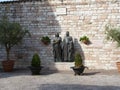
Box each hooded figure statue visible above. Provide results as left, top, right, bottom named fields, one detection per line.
left=53, top=33, right=62, bottom=62
left=62, top=31, right=74, bottom=62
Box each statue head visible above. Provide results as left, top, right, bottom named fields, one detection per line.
left=55, top=33, right=59, bottom=37
left=66, top=31, right=69, bottom=36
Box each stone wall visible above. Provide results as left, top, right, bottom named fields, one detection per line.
left=0, top=0, right=120, bottom=70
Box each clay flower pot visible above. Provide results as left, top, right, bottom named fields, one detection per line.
left=42, top=40, right=50, bottom=45
left=80, top=36, right=89, bottom=45
left=116, top=62, right=120, bottom=73
left=82, top=40, right=89, bottom=44
left=41, top=36, right=51, bottom=45
left=2, top=60, right=15, bottom=72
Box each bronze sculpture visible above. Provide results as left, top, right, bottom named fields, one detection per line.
left=53, top=33, right=62, bottom=62
left=53, top=31, right=74, bottom=62
left=62, top=31, right=74, bottom=62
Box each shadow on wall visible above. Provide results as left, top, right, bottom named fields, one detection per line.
left=30, top=0, right=62, bottom=70
left=0, top=0, right=86, bottom=71
left=38, top=84, right=120, bottom=90
left=74, top=38, right=85, bottom=64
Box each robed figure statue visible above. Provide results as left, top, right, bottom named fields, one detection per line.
left=53, top=33, right=62, bottom=62
left=62, top=31, right=74, bottom=62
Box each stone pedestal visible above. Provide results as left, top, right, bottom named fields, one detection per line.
left=49, top=62, right=74, bottom=71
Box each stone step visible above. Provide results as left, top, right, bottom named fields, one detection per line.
left=49, top=62, right=74, bottom=71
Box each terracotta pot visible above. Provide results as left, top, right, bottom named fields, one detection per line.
left=82, top=40, right=89, bottom=44
left=116, top=62, right=120, bottom=73
left=2, top=60, right=15, bottom=72
left=42, top=40, right=50, bottom=45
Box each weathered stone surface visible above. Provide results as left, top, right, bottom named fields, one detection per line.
left=56, top=7, right=67, bottom=15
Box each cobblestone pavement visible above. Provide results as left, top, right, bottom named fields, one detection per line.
left=0, top=69, right=120, bottom=90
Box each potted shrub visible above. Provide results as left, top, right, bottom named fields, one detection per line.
left=41, top=36, right=51, bottom=45
left=0, top=16, right=30, bottom=72
left=105, top=24, right=120, bottom=72
left=71, top=53, right=86, bottom=75
left=29, top=53, right=43, bottom=75
left=80, top=36, right=89, bottom=44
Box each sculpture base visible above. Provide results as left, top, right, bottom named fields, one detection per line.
left=50, top=62, right=74, bottom=71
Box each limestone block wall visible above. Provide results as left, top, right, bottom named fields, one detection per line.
left=0, top=0, right=120, bottom=70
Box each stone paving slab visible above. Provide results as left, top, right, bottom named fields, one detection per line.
left=0, top=69, right=120, bottom=90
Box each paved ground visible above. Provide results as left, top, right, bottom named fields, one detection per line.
left=0, top=69, right=120, bottom=90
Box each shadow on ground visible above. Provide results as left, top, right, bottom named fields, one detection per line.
left=0, top=68, right=58, bottom=78
left=0, top=69, right=99, bottom=78
left=83, top=72, right=100, bottom=76
left=38, top=84, right=120, bottom=90
left=0, top=68, right=119, bottom=78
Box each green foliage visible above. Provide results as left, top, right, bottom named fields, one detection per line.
left=31, top=53, right=41, bottom=67
left=0, top=16, right=30, bottom=60
left=74, top=53, right=83, bottom=68
left=80, top=36, right=89, bottom=41
left=41, top=36, right=51, bottom=44
left=105, top=24, right=120, bottom=47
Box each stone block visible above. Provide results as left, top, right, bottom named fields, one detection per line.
left=56, top=7, right=67, bottom=15
left=49, top=62, right=74, bottom=71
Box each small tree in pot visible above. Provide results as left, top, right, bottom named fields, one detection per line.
left=71, top=53, right=86, bottom=75
left=29, top=53, right=43, bottom=75
left=80, top=36, right=89, bottom=44
left=0, top=16, right=30, bottom=72
left=105, top=24, right=120, bottom=73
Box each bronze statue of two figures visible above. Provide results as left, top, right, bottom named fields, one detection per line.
left=53, top=31, right=74, bottom=62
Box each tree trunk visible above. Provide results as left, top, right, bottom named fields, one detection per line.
left=5, top=47, right=10, bottom=61
left=5, top=43, right=11, bottom=61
